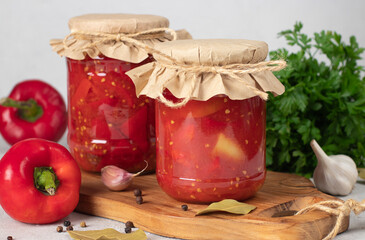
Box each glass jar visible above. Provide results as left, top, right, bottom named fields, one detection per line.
left=50, top=13, right=187, bottom=172
left=126, top=39, right=285, bottom=203
left=67, top=55, right=155, bottom=172
left=156, top=92, right=266, bottom=203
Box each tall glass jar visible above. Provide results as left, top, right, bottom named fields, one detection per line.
left=51, top=13, right=178, bottom=172
left=127, top=39, right=286, bottom=203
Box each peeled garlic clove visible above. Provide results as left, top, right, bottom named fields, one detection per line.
left=311, top=139, right=358, bottom=196
left=101, top=165, right=134, bottom=191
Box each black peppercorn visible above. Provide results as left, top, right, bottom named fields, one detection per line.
left=125, top=226, right=132, bottom=233
left=181, top=204, right=188, bottom=211
left=64, top=220, right=71, bottom=227
left=66, top=226, right=74, bottom=231
left=7, top=236, right=13, bottom=240
left=56, top=226, right=63, bottom=232
left=125, top=221, right=135, bottom=228
left=136, top=195, right=143, bottom=204
left=134, top=188, right=142, bottom=197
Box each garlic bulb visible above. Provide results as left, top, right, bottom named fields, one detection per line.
left=311, top=139, right=358, bottom=196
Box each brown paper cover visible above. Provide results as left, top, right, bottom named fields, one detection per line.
left=127, top=39, right=285, bottom=102
left=50, top=14, right=191, bottom=63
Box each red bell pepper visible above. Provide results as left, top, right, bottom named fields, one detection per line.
left=0, top=138, right=81, bottom=224
left=0, top=79, right=67, bottom=145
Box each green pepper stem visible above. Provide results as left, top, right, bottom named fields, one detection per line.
left=34, top=167, right=60, bottom=196
left=0, top=97, right=43, bottom=122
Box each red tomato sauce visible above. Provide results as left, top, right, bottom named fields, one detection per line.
left=67, top=55, right=155, bottom=172
left=156, top=93, right=266, bottom=203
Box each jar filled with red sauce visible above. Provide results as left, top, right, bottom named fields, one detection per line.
left=128, top=39, right=285, bottom=203
left=157, top=92, right=266, bottom=202
left=51, top=14, right=176, bottom=172
left=66, top=55, right=155, bottom=172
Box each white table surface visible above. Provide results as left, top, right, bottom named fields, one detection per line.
left=0, top=134, right=364, bottom=240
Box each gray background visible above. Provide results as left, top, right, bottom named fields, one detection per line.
left=1, top=0, right=364, bottom=98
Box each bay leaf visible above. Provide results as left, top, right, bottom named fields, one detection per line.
left=68, top=228, right=147, bottom=240
left=195, top=199, right=256, bottom=216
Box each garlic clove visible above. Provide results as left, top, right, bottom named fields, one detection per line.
left=101, top=161, right=149, bottom=191
left=311, top=139, right=358, bottom=196
left=101, top=165, right=134, bottom=191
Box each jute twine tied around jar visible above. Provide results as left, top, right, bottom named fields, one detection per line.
left=295, top=199, right=365, bottom=240
left=153, top=59, right=286, bottom=108
left=62, top=27, right=178, bottom=51
left=51, top=16, right=192, bottom=63
left=63, top=31, right=287, bottom=108
left=123, top=40, right=287, bottom=108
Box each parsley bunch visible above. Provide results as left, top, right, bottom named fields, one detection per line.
left=267, top=22, right=365, bottom=177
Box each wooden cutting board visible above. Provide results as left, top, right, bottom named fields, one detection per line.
left=76, top=171, right=348, bottom=240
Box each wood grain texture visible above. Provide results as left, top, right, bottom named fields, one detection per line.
left=76, top=171, right=348, bottom=240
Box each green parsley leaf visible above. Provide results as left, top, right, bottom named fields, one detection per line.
left=267, top=22, right=365, bottom=176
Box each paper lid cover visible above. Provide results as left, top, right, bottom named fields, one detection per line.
left=68, top=14, right=169, bottom=34
left=50, top=14, right=191, bottom=63
left=127, top=39, right=286, bottom=106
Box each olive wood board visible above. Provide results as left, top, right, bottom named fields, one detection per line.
left=76, top=171, right=348, bottom=240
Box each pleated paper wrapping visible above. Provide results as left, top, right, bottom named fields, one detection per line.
left=50, top=13, right=191, bottom=63
left=127, top=39, right=285, bottom=104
